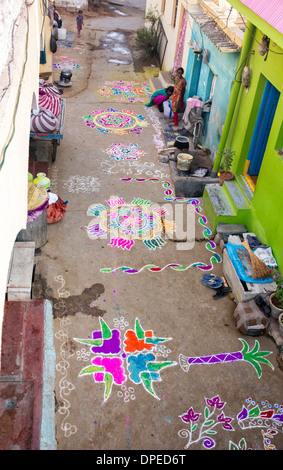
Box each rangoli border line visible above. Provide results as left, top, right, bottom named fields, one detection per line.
left=54, top=275, right=77, bottom=438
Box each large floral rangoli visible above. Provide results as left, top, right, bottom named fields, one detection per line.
left=83, top=108, right=148, bottom=135
left=74, top=317, right=176, bottom=402
left=97, top=80, right=152, bottom=103
left=85, top=197, right=174, bottom=251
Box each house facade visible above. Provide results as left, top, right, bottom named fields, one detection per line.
left=0, top=0, right=54, bottom=352
left=146, top=0, right=244, bottom=158
left=203, top=0, right=283, bottom=272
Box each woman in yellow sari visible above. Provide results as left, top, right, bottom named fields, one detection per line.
left=171, top=67, right=186, bottom=126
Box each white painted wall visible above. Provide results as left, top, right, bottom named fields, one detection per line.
left=0, top=0, right=24, bottom=74
left=0, top=0, right=41, bottom=354
left=55, top=0, right=88, bottom=8
left=145, top=0, right=195, bottom=73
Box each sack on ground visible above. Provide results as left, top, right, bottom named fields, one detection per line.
left=39, top=79, right=61, bottom=116
left=163, top=100, right=173, bottom=118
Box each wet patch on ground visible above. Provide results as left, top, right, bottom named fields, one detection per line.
left=32, top=273, right=106, bottom=318
left=53, top=283, right=106, bottom=319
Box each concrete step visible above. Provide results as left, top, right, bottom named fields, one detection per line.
left=203, top=184, right=237, bottom=232
left=235, top=174, right=254, bottom=202
left=6, top=242, right=35, bottom=301
left=149, top=76, right=162, bottom=92
left=159, top=71, right=174, bottom=88
left=205, top=185, right=237, bottom=216
left=203, top=177, right=253, bottom=232
left=149, top=71, right=174, bottom=92
left=222, top=180, right=251, bottom=211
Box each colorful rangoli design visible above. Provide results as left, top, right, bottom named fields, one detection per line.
left=97, top=80, right=152, bottom=103
left=57, top=41, right=84, bottom=51
left=179, top=338, right=274, bottom=378
left=237, top=398, right=283, bottom=433
left=85, top=197, right=174, bottom=251
left=74, top=317, right=176, bottom=402
left=99, top=199, right=222, bottom=274
left=178, top=395, right=234, bottom=449
left=104, top=143, right=145, bottom=161
left=83, top=108, right=148, bottom=135
left=53, top=61, right=82, bottom=70
left=178, top=395, right=283, bottom=450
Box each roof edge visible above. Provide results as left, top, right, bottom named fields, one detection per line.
left=227, top=0, right=283, bottom=49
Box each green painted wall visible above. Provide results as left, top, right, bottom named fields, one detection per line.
left=224, top=26, right=283, bottom=271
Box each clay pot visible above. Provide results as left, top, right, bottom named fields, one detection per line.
left=269, top=293, right=283, bottom=319
left=278, top=312, right=283, bottom=337
left=218, top=170, right=234, bottom=186
left=174, top=136, right=189, bottom=150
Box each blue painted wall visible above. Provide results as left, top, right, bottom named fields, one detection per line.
left=184, top=21, right=240, bottom=159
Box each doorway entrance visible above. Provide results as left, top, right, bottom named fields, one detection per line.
left=244, top=79, right=280, bottom=188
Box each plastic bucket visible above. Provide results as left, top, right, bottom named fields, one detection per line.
left=177, top=153, right=193, bottom=171
left=58, top=28, right=67, bottom=40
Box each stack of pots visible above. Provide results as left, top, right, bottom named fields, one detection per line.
left=174, top=136, right=193, bottom=172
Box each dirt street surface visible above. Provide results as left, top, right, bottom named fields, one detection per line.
left=33, top=1, right=283, bottom=452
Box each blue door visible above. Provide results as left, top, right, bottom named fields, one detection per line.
left=247, top=80, right=279, bottom=175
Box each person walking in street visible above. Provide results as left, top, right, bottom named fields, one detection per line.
left=171, top=67, right=187, bottom=127
left=76, top=10, right=84, bottom=38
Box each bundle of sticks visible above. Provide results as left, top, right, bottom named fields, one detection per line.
left=241, top=240, right=270, bottom=279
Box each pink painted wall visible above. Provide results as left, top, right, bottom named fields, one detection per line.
left=236, top=0, right=283, bottom=33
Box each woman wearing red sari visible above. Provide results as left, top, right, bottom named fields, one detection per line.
left=171, top=67, right=186, bottom=126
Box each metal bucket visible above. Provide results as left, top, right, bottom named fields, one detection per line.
left=174, top=136, right=189, bottom=150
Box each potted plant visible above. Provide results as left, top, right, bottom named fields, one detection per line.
left=279, top=312, right=283, bottom=337
left=218, top=147, right=235, bottom=186
left=269, top=269, right=283, bottom=319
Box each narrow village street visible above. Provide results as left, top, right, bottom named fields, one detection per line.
left=33, top=1, right=283, bottom=451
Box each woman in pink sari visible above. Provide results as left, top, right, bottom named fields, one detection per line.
left=171, top=67, right=186, bottom=126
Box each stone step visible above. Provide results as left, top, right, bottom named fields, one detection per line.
left=6, top=242, right=35, bottom=301
left=149, top=71, right=174, bottom=92
left=159, top=71, right=174, bottom=88
left=205, top=185, right=237, bottom=216
left=149, top=76, right=162, bottom=92
left=203, top=185, right=237, bottom=232
left=235, top=174, right=254, bottom=202
left=222, top=179, right=251, bottom=210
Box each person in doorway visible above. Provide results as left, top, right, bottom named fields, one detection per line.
left=171, top=67, right=187, bottom=126
left=145, top=86, right=174, bottom=111
left=76, top=10, right=84, bottom=38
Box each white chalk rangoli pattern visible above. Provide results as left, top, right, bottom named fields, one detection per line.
left=54, top=275, right=77, bottom=438
left=100, top=159, right=170, bottom=180
left=63, top=175, right=101, bottom=193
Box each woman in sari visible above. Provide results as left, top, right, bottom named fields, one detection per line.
left=145, top=86, right=174, bottom=110
left=171, top=67, right=186, bottom=126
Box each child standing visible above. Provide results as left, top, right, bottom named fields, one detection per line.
left=76, top=10, right=84, bottom=38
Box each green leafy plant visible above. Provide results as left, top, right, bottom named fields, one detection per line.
left=221, top=147, right=235, bottom=172
left=270, top=268, right=283, bottom=308
left=133, top=8, right=161, bottom=59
